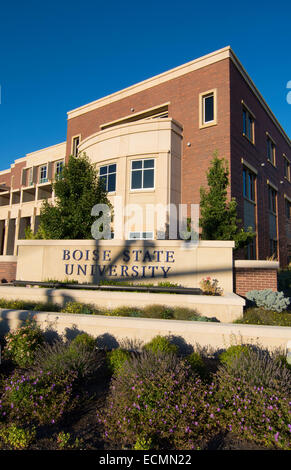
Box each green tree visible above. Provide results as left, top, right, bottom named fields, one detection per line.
left=199, top=153, right=255, bottom=249
left=30, top=153, right=112, bottom=239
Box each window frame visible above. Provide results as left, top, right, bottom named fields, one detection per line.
left=242, top=102, right=255, bottom=144
left=243, top=166, right=256, bottom=203
left=128, top=231, right=154, bottom=240
left=283, top=155, right=290, bottom=182
left=55, top=160, right=64, bottom=178
left=39, top=164, right=48, bottom=184
left=71, top=135, right=81, bottom=157
left=199, top=89, right=217, bottom=129
left=130, top=158, right=155, bottom=191
left=99, top=163, right=117, bottom=193
left=268, top=185, right=277, bottom=215
left=266, top=133, right=276, bottom=166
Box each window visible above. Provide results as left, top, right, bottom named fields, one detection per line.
left=284, top=156, right=290, bottom=181
left=267, top=136, right=276, bottom=165
left=131, top=159, right=155, bottom=190
left=128, top=231, right=153, bottom=240
left=39, top=165, right=48, bottom=184
left=72, top=136, right=80, bottom=157
left=99, top=164, right=116, bottom=192
left=269, top=239, right=278, bottom=258
left=268, top=186, right=277, bottom=214
left=243, top=167, right=256, bottom=202
left=285, top=199, right=291, bottom=219
left=27, top=168, right=33, bottom=186
left=242, top=107, right=255, bottom=143
left=55, top=160, right=64, bottom=177
left=199, top=89, right=217, bottom=128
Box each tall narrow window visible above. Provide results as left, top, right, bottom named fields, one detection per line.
left=242, top=106, right=255, bottom=143
left=72, top=136, right=80, bottom=157
left=284, top=156, right=290, bottom=181
left=199, top=89, right=217, bottom=128
left=39, top=165, right=48, bottom=184
left=99, top=164, right=116, bottom=192
left=55, top=160, right=64, bottom=178
left=243, top=165, right=257, bottom=259
left=267, top=136, right=276, bottom=166
left=131, top=159, right=155, bottom=190
left=268, top=184, right=278, bottom=258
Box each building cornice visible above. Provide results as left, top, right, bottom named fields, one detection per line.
left=67, top=46, right=291, bottom=148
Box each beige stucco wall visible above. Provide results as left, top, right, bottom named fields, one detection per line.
left=16, top=239, right=235, bottom=293
left=78, top=119, right=183, bottom=238
left=0, top=308, right=289, bottom=352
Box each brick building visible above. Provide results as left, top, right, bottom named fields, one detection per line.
left=0, top=45, right=290, bottom=282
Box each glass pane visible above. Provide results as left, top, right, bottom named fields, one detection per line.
left=108, top=164, right=116, bottom=173
left=243, top=110, right=247, bottom=134
left=143, top=169, right=154, bottom=188
left=108, top=173, right=116, bottom=192
left=130, top=232, right=140, bottom=239
left=131, top=170, right=142, bottom=189
left=99, top=166, right=107, bottom=175
left=132, top=160, right=142, bottom=170
left=144, top=159, right=154, bottom=169
left=204, top=95, right=214, bottom=122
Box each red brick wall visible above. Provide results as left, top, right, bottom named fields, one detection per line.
left=234, top=267, right=278, bottom=297
left=0, top=262, right=17, bottom=283
left=66, top=55, right=291, bottom=266
left=66, top=58, right=232, bottom=209
left=229, top=61, right=291, bottom=266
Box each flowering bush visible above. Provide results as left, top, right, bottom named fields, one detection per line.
left=97, top=351, right=219, bottom=450
left=199, top=277, right=223, bottom=296
left=0, top=369, right=78, bottom=426
left=218, top=346, right=291, bottom=397
left=3, top=321, right=44, bottom=368
left=212, top=369, right=291, bottom=449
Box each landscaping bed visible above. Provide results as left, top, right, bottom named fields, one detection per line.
left=0, top=323, right=290, bottom=451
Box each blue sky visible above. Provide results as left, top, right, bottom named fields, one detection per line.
left=0, top=0, right=290, bottom=171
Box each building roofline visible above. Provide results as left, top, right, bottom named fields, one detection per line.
left=67, top=46, right=231, bottom=119
left=67, top=46, right=290, bottom=147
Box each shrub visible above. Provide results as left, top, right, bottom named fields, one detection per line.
left=3, top=321, right=44, bottom=368
left=219, top=344, right=251, bottom=369
left=200, top=277, right=223, bottom=296
left=56, top=431, right=83, bottom=450
left=134, top=436, right=153, bottom=450
left=185, top=351, right=208, bottom=379
left=0, top=424, right=36, bottom=450
left=172, top=307, right=199, bottom=321
left=218, top=346, right=291, bottom=396
left=235, top=307, right=291, bottom=327
left=105, top=348, right=131, bottom=375
left=246, top=289, right=290, bottom=313
left=213, top=369, right=291, bottom=449
left=31, top=337, right=102, bottom=380
left=142, top=305, right=174, bottom=320
left=98, top=350, right=218, bottom=450
left=104, top=306, right=142, bottom=317
left=61, top=301, right=95, bottom=315
left=70, top=333, right=96, bottom=351
left=143, top=335, right=179, bottom=355
left=0, top=369, right=77, bottom=426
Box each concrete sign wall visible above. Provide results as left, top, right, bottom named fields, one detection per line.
left=16, top=239, right=235, bottom=293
